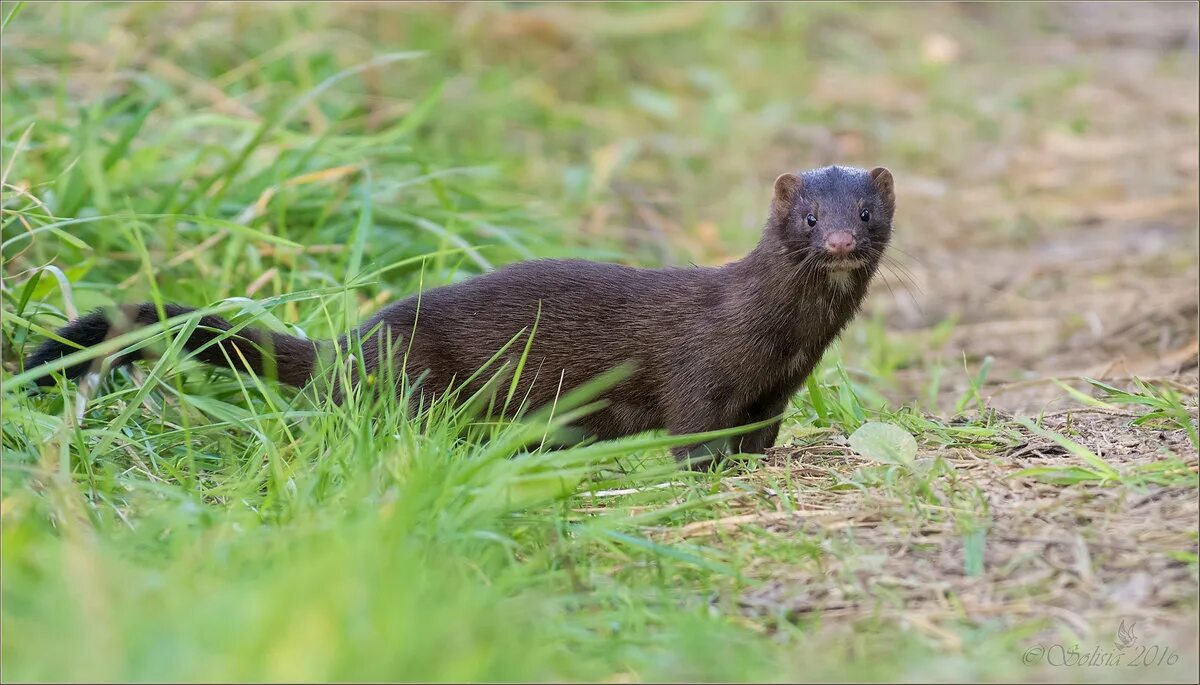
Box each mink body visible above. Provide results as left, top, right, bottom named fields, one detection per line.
left=25, top=165, right=896, bottom=467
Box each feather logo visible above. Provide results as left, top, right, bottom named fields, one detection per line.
left=1115, top=619, right=1138, bottom=648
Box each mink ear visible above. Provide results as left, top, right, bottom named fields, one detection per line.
left=869, top=167, right=895, bottom=210
left=772, top=173, right=802, bottom=218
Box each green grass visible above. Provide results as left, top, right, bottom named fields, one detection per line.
left=2, top=3, right=1197, bottom=683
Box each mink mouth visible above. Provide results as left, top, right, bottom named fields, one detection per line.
left=823, top=256, right=866, bottom=272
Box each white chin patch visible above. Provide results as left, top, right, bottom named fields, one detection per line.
left=827, top=269, right=853, bottom=291
left=825, top=258, right=863, bottom=291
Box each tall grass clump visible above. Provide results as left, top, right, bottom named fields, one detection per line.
left=0, top=6, right=805, bottom=679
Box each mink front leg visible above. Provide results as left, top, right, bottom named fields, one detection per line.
left=732, top=393, right=790, bottom=456
left=665, top=387, right=745, bottom=470
left=667, top=390, right=791, bottom=469
left=669, top=433, right=731, bottom=470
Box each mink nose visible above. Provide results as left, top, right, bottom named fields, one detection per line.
left=824, top=232, right=856, bottom=256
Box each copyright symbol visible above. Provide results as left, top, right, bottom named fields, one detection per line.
left=1022, top=646, right=1044, bottom=665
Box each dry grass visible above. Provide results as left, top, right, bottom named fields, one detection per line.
left=615, top=405, right=1199, bottom=678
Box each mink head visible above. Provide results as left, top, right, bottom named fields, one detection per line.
left=768, top=165, right=895, bottom=273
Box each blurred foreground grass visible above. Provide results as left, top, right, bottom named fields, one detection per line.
left=2, top=2, right=1197, bottom=682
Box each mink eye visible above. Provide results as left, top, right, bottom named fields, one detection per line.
left=860, top=209, right=871, bottom=222
left=805, top=213, right=817, bottom=227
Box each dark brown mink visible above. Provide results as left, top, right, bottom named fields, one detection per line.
left=23, top=165, right=896, bottom=468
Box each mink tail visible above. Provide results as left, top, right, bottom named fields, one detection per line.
left=22, top=302, right=320, bottom=388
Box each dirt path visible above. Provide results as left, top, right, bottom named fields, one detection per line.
left=866, top=3, right=1198, bottom=413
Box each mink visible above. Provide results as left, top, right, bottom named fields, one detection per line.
left=23, top=165, right=896, bottom=468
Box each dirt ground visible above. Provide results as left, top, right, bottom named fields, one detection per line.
left=747, top=412, right=1197, bottom=643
